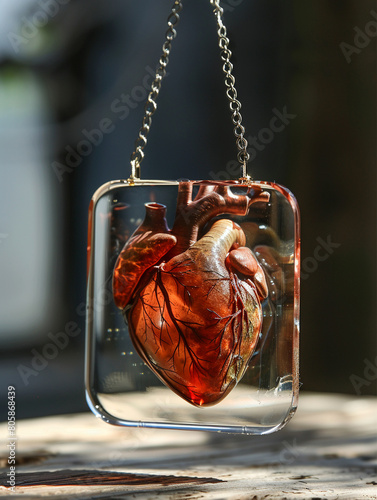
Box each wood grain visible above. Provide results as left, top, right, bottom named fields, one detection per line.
left=0, top=393, right=376, bottom=499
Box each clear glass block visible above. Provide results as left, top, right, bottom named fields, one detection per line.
left=85, top=179, right=300, bottom=434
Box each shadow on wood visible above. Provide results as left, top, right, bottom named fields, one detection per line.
left=3, top=469, right=223, bottom=488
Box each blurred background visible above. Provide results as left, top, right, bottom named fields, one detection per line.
left=0, top=0, right=375, bottom=420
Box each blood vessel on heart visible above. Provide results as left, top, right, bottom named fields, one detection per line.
left=113, top=181, right=269, bottom=407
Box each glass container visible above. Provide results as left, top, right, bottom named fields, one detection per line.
left=85, top=179, right=300, bottom=434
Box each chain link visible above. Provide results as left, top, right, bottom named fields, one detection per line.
left=129, top=0, right=183, bottom=180
left=129, top=0, right=249, bottom=181
left=210, top=0, right=250, bottom=178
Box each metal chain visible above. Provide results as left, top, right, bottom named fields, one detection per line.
left=210, top=0, right=250, bottom=179
left=129, top=0, right=249, bottom=181
left=129, top=0, right=183, bottom=181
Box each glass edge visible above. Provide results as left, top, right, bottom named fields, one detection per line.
left=256, top=180, right=301, bottom=411
left=84, top=384, right=293, bottom=435
left=89, top=179, right=181, bottom=206
left=84, top=178, right=301, bottom=434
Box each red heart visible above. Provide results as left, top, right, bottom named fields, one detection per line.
left=113, top=182, right=269, bottom=407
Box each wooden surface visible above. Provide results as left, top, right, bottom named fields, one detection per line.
left=0, top=393, right=376, bottom=499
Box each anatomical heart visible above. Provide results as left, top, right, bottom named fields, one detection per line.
left=113, top=181, right=270, bottom=407
left=85, top=179, right=300, bottom=432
